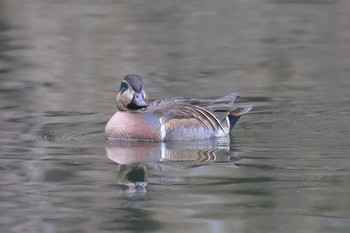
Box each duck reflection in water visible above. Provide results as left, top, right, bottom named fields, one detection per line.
left=105, top=137, right=240, bottom=193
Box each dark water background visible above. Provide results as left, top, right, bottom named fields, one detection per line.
left=1, top=0, right=350, bottom=232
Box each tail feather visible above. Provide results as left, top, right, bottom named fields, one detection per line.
left=228, top=105, right=253, bottom=130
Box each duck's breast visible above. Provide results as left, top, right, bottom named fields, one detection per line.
left=105, top=112, right=162, bottom=141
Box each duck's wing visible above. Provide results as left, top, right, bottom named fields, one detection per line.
left=147, top=97, right=208, bottom=111
left=209, top=92, right=240, bottom=105
left=147, top=92, right=239, bottom=111
left=202, top=92, right=241, bottom=122
left=149, top=101, right=226, bottom=133
left=147, top=92, right=251, bottom=129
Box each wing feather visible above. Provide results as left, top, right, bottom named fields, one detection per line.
left=148, top=92, right=243, bottom=133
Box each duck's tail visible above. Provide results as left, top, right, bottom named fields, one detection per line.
left=228, top=105, right=253, bottom=131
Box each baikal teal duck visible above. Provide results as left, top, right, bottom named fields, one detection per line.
left=105, top=74, right=252, bottom=141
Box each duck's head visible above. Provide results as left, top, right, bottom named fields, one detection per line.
left=116, top=74, right=149, bottom=111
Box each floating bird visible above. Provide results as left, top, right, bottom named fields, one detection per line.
left=105, top=74, right=252, bottom=141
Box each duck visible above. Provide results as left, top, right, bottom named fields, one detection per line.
left=105, top=74, right=252, bottom=141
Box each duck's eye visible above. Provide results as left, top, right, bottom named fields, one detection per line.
left=119, top=81, right=129, bottom=92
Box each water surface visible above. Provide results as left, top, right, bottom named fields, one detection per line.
left=1, top=0, right=350, bottom=232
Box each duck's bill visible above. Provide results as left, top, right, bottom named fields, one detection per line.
left=127, top=92, right=149, bottom=110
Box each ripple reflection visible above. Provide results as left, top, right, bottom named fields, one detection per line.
left=105, top=137, right=241, bottom=193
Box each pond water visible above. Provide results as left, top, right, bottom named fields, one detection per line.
left=1, top=0, right=350, bottom=232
